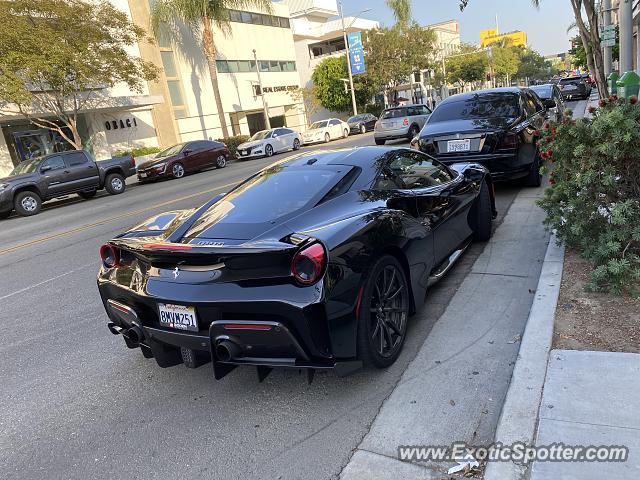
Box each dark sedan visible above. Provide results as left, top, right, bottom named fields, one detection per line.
left=347, top=113, right=378, bottom=134
left=417, top=87, right=545, bottom=187
left=137, top=140, right=229, bottom=182
left=97, top=147, right=495, bottom=381
left=557, top=76, right=590, bottom=100
left=530, top=83, right=565, bottom=122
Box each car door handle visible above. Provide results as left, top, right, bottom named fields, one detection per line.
left=64, top=170, right=70, bottom=174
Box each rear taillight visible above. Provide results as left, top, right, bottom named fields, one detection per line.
left=403, top=118, right=409, bottom=126
left=291, top=243, right=326, bottom=285
left=499, top=133, right=518, bottom=149
left=100, top=243, right=120, bottom=268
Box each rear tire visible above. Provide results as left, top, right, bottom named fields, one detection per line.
left=215, top=155, right=227, bottom=169
left=375, top=138, right=386, bottom=145
left=472, top=181, right=493, bottom=242
left=343, top=128, right=349, bottom=138
left=14, top=191, right=42, bottom=216
left=524, top=156, right=542, bottom=187
left=78, top=190, right=97, bottom=200
left=105, top=173, right=126, bottom=194
left=357, top=255, right=410, bottom=368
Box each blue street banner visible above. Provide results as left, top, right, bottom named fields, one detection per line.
left=348, top=31, right=366, bottom=75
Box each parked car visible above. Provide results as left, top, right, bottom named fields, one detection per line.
left=557, top=76, right=590, bottom=100
left=374, top=104, right=432, bottom=145
left=301, top=118, right=350, bottom=144
left=530, top=83, right=565, bottom=122
left=97, top=147, right=495, bottom=380
left=347, top=113, right=378, bottom=134
left=417, top=87, right=545, bottom=187
left=0, top=150, right=135, bottom=218
left=137, top=140, right=229, bottom=182
left=236, top=128, right=301, bottom=159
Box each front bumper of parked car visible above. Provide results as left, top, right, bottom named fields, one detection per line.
left=236, top=145, right=265, bottom=159
left=137, top=163, right=169, bottom=180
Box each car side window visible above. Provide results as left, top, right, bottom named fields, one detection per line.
left=407, top=106, right=419, bottom=117
left=329, top=119, right=340, bottom=126
left=41, top=156, right=65, bottom=171
left=419, top=105, right=431, bottom=115
left=375, top=151, right=454, bottom=190
left=274, top=128, right=287, bottom=136
left=65, top=152, right=88, bottom=166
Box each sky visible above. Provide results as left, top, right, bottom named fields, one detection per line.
left=339, top=0, right=575, bottom=56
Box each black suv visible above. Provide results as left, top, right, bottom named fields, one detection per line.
left=0, top=150, right=136, bottom=218
left=558, top=76, right=590, bottom=100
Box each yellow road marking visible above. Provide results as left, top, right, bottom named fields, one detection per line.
left=0, top=182, right=235, bottom=256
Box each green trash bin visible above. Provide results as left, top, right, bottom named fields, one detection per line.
left=616, top=71, right=640, bottom=99
left=608, top=72, right=619, bottom=95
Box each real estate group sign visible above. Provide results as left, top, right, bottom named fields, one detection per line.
left=348, top=32, right=366, bottom=75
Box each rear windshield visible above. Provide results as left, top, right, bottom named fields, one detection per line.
left=194, top=166, right=346, bottom=224
left=559, top=77, right=582, bottom=85
left=382, top=108, right=407, bottom=119
left=429, top=93, right=521, bottom=122
left=531, top=86, right=552, bottom=99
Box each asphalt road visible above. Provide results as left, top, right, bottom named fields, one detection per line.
left=0, top=115, right=575, bottom=480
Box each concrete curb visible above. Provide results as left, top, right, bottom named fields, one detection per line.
left=483, top=234, right=564, bottom=480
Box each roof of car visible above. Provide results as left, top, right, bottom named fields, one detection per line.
left=441, top=87, right=523, bottom=104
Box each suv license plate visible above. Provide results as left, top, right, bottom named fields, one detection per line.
left=447, top=139, right=471, bottom=152
left=158, top=303, right=198, bottom=332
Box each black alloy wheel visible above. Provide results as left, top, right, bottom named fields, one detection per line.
left=357, top=255, right=410, bottom=368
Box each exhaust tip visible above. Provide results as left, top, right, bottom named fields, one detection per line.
left=127, top=325, right=144, bottom=345
left=215, top=340, right=241, bottom=362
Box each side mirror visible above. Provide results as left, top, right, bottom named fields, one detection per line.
left=183, top=149, right=192, bottom=156
left=41, top=165, right=52, bottom=173
left=544, top=99, right=557, bottom=109
left=272, top=133, right=278, bottom=138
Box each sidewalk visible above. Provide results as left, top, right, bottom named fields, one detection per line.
left=486, top=93, right=640, bottom=479
left=340, top=182, right=552, bottom=478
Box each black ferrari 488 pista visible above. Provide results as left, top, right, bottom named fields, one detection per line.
left=97, top=147, right=495, bottom=382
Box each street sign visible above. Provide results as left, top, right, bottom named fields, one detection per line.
left=600, top=24, right=616, bottom=40
left=602, top=38, right=616, bottom=47
left=348, top=31, right=366, bottom=75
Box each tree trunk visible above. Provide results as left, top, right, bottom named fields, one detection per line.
left=583, top=0, right=608, bottom=97
left=571, top=0, right=608, bottom=98
left=202, top=15, right=230, bottom=139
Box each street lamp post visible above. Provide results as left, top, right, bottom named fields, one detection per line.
left=253, top=49, right=271, bottom=130
left=339, top=1, right=358, bottom=117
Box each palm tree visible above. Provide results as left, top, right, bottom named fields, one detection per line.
left=385, top=0, right=411, bottom=27
left=151, top=0, right=273, bottom=139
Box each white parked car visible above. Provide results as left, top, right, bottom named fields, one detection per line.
left=301, top=118, right=350, bottom=144
left=236, top=128, right=301, bottom=159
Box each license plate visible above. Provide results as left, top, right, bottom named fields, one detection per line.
left=139, top=172, right=147, bottom=178
left=447, top=139, right=471, bottom=152
left=158, top=303, right=198, bottom=332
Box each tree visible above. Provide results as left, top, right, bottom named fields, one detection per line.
left=311, top=56, right=373, bottom=113
left=0, top=0, right=158, bottom=150
left=445, top=44, right=488, bottom=89
left=517, top=48, right=557, bottom=81
left=385, top=0, right=411, bottom=28
left=363, top=25, right=437, bottom=104
left=490, top=44, right=521, bottom=85
left=151, top=0, right=273, bottom=139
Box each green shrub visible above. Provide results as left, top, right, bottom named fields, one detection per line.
left=218, top=135, right=250, bottom=158
left=114, top=146, right=161, bottom=157
left=537, top=95, right=640, bottom=295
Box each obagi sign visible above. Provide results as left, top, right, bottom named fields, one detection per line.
left=348, top=31, right=366, bottom=75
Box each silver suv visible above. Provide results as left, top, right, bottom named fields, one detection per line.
left=374, top=104, right=432, bottom=145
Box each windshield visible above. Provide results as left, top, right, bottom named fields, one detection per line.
left=348, top=115, right=366, bottom=123
left=156, top=144, right=184, bottom=157
left=382, top=108, right=407, bottom=119
left=9, top=158, right=42, bottom=176
left=429, top=93, right=521, bottom=122
left=309, top=121, right=328, bottom=129
left=249, top=130, right=273, bottom=141
left=531, top=86, right=552, bottom=99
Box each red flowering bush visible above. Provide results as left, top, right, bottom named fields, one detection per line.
left=537, top=101, right=640, bottom=295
